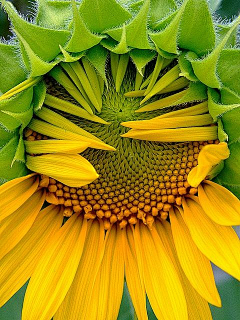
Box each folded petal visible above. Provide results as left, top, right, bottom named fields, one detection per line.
left=26, top=153, right=99, bottom=187
left=0, top=205, right=62, bottom=307
left=188, top=142, right=230, bottom=187
left=124, top=226, right=148, bottom=320
left=22, top=214, right=88, bottom=320
left=198, top=180, right=240, bottom=226
left=0, top=189, right=46, bottom=259
left=54, top=220, right=105, bottom=320
left=170, top=207, right=221, bottom=306
left=182, top=196, right=240, bottom=280
left=134, top=223, right=188, bottom=320
left=0, top=174, right=38, bottom=221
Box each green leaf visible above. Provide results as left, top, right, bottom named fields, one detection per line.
left=176, top=81, right=207, bottom=104
left=65, top=0, right=103, bottom=52
left=117, top=283, right=135, bottom=320
left=36, top=0, right=72, bottom=29
left=0, top=43, right=27, bottom=94
left=79, top=0, right=131, bottom=33
left=189, top=15, right=240, bottom=89
left=107, top=0, right=151, bottom=49
left=0, top=127, right=16, bottom=148
left=0, top=134, right=28, bottom=183
left=178, top=0, right=215, bottom=56
left=217, top=49, right=240, bottom=96
left=148, top=0, right=177, bottom=28
left=4, top=1, right=71, bottom=61
left=130, top=49, right=156, bottom=74
left=86, top=45, right=108, bottom=82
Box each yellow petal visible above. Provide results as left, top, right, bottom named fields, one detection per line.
left=134, top=223, right=188, bottom=320
left=182, top=196, right=240, bottom=280
left=54, top=220, right=105, bottom=320
left=0, top=189, right=46, bottom=260
left=122, top=126, right=217, bottom=142
left=155, top=220, right=213, bottom=320
left=29, top=119, right=115, bottom=151
left=0, top=205, right=62, bottom=307
left=0, top=174, right=38, bottom=221
left=22, top=214, right=87, bottom=320
left=188, top=142, right=230, bottom=187
left=122, top=114, right=213, bottom=130
left=26, top=153, right=98, bottom=187
left=25, top=139, right=90, bottom=154
left=87, top=226, right=125, bottom=320
left=198, top=180, right=240, bottom=226
left=169, top=207, right=221, bottom=306
left=124, top=226, right=148, bottom=320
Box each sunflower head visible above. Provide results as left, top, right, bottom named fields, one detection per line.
left=0, top=0, right=240, bottom=319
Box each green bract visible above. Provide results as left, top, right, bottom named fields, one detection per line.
left=0, top=0, right=239, bottom=196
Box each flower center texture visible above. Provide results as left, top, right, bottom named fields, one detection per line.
left=25, top=58, right=218, bottom=229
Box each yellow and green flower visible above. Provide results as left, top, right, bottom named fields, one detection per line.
left=0, top=0, right=240, bottom=319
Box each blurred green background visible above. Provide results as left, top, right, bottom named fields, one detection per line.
left=0, top=0, right=240, bottom=319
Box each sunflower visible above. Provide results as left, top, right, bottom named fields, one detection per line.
left=0, top=0, right=240, bottom=319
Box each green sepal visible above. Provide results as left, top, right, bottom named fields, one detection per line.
left=208, top=88, right=240, bottom=121
left=0, top=42, right=27, bottom=94
left=32, top=80, right=46, bottom=113
left=4, top=1, right=71, bottom=62
left=217, top=118, right=228, bottom=142
left=86, top=45, right=108, bottom=83
left=15, top=30, right=59, bottom=77
left=215, top=142, right=240, bottom=198
left=0, top=127, right=16, bottom=148
left=176, top=81, right=207, bottom=104
left=216, top=24, right=238, bottom=47
left=65, top=0, right=103, bottom=53
left=189, top=16, right=240, bottom=89
left=221, top=87, right=240, bottom=105
left=178, top=51, right=198, bottom=81
left=0, top=134, right=28, bottom=184
left=59, top=46, right=85, bottom=63
left=36, top=0, right=72, bottom=29
left=178, top=0, right=215, bottom=56
left=12, top=134, right=25, bottom=164
left=216, top=106, right=240, bottom=197
left=150, top=2, right=187, bottom=54
left=79, top=0, right=131, bottom=33
left=102, top=25, right=129, bottom=54
left=153, top=11, right=177, bottom=30
left=222, top=106, right=240, bottom=144
left=156, top=47, right=177, bottom=59
left=148, top=0, right=177, bottom=28
left=107, top=0, right=151, bottom=50
left=130, top=49, right=156, bottom=75
left=0, top=88, right=33, bottom=131
left=217, top=49, right=240, bottom=96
